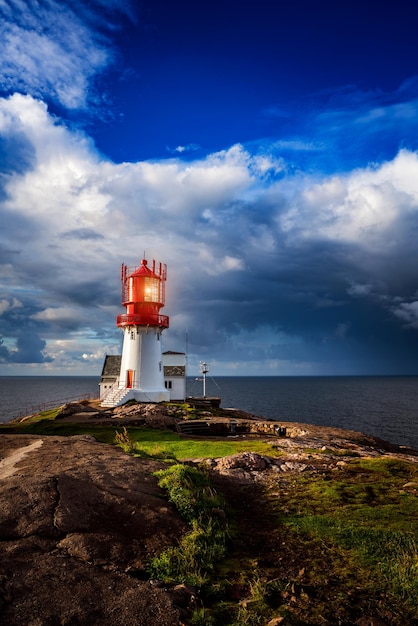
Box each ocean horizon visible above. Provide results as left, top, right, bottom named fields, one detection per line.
left=1, top=375, right=418, bottom=451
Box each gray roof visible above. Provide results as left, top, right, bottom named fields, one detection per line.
left=100, top=354, right=121, bottom=379
left=163, top=350, right=186, bottom=355
left=164, top=365, right=186, bottom=377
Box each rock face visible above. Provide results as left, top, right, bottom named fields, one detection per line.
left=0, top=434, right=187, bottom=625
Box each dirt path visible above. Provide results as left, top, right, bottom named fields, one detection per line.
left=0, top=438, right=44, bottom=479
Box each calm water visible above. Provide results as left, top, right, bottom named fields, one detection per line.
left=0, top=377, right=100, bottom=423
left=1, top=375, right=418, bottom=450
left=191, top=375, right=418, bottom=450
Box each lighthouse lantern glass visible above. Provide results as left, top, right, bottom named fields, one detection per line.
left=144, top=277, right=160, bottom=302
left=127, top=276, right=140, bottom=302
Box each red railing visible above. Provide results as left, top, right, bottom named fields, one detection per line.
left=116, top=313, right=169, bottom=328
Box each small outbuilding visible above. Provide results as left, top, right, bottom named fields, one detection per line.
left=163, top=350, right=186, bottom=401
left=99, top=351, right=186, bottom=403
left=99, top=355, right=121, bottom=401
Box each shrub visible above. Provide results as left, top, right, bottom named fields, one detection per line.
left=114, top=427, right=136, bottom=453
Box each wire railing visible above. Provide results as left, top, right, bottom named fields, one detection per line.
left=13, top=392, right=98, bottom=419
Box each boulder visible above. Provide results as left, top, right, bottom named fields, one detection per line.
left=216, top=452, right=269, bottom=471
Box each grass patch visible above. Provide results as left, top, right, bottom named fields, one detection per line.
left=282, top=458, right=418, bottom=530
left=17, top=407, right=62, bottom=422
left=270, top=457, right=418, bottom=622
left=287, top=515, right=418, bottom=617
left=3, top=419, right=278, bottom=457
left=113, top=425, right=280, bottom=460
left=1, top=420, right=118, bottom=444
left=166, top=402, right=198, bottom=420
left=147, top=464, right=228, bottom=589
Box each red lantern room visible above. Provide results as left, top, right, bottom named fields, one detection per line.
left=116, top=259, right=169, bottom=329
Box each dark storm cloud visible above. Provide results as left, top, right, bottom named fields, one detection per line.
left=171, top=191, right=418, bottom=374
left=53, top=279, right=119, bottom=308
left=62, top=228, right=104, bottom=240
left=0, top=332, right=52, bottom=363
left=12, top=332, right=53, bottom=363
left=0, top=338, right=10, bottom=362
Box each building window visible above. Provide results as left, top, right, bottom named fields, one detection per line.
left=165, top=380, right=172, bottom=389
left=130, top=331, right=135, bottom=340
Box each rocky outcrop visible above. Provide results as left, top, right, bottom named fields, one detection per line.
left=191, top=428, right=418, bottom=484
left=0, top=434, right=187, bottom=625
left=2, top=403, right=418, bottom=625
left=55, top=401, right=179, bottom=430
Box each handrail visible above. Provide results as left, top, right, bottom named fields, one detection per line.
left=101, top=379, right=142, bottom=402
left=100, top=380, right=120, bottom=401
left=116, top=313, right=169, bottom=328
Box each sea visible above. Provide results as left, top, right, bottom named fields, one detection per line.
left=1, top=375, right=418, bottom=451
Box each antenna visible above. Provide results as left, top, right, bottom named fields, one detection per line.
left=185, top=328, right=188, bottom=376
left=199, top=361, right=210, bottom=397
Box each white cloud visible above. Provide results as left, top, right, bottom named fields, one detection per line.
left=196, top=248, right=245, bottom=275
left=347, top=283, right=374, bottom=297
left=0, top=298, right=22, bottom=315
left=392, top=301, right=418, bottom=328
left=279, top=149, right=418, bottom=247
left=30, top=306, right=96, bottom=334
left=0, top=0, right=116, bottom=109
left=272, top=139, right=323, bottom=152
left=171, top=143, right=200, bottom=154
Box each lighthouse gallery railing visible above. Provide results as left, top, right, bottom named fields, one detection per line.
left=116, top=313, right=169, bottom=328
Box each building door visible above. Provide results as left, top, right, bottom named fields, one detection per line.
left=126, top=369, right=134, bottom=388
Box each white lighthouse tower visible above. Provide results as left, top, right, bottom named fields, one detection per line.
left=102, top=258, right=170, bottom=407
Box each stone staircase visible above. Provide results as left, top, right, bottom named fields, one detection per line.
left=101, top=387, right=132, bottom=408
left=176, top=421, right=211, bottom=436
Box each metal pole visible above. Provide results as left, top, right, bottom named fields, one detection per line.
left=200, top=361, right=209, bottom=398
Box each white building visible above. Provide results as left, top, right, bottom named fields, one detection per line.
left=163, top=351, right=186, bottom=401
left=100, top=351, right=186, bottom=404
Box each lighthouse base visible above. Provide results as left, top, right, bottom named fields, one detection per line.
left=130, top=388, right=170, bottom=404
left=101, top=386, right=170, bottom=408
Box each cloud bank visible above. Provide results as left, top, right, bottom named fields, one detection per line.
left=1, top=93, right=418, bottom=374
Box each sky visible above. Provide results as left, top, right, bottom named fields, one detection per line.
left=2, top=0, right=418, bottom=377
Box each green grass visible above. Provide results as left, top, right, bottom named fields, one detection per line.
left=272, top=457, right=418, bottom=621
left=3, top=416, right=281, bottom=459
left=147, top=464, right=228, bottom=589
left=0, top=419, right=118, bottom=444
left=283, top=458, right=418, bottom=530
left=114, top=426, right=281, bottom=460
left=0, top=412, right=279, bottom=460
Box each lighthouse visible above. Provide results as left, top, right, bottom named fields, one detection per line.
left=102, top=258, right=170, bottom=407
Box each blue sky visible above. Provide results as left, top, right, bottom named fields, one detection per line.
left=2, top=0, right=418, bottom=376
